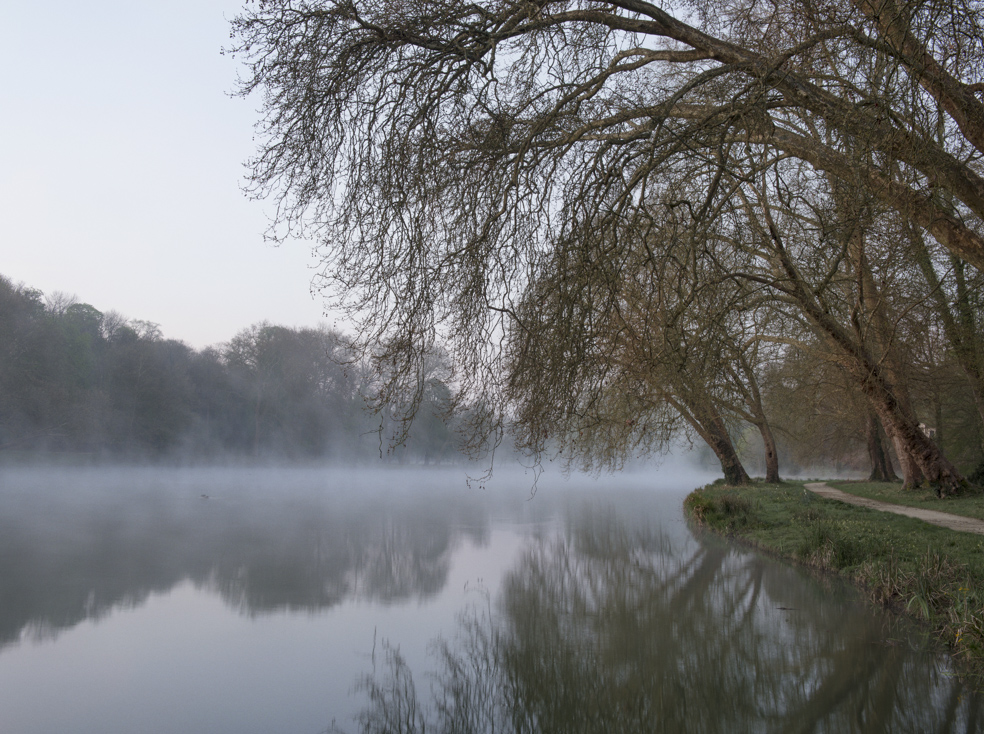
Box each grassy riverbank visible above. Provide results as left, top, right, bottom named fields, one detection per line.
left=684, top=480, right=984, bottom=688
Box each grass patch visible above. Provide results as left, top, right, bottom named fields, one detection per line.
left=829, top=480, right=984, bottom=521
left=795, top=516, right=869, bottom=568
left=683, top=487, right=753, bottom=530
left=685, top=480, right=984, bottom=689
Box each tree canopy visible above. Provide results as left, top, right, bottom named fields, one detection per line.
left=230, top=0, right=984, bottom=491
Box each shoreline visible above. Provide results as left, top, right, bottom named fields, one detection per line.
left=683, top=480, right=984, bottom=691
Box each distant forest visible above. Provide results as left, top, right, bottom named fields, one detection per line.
left=3, top=272, right=981, bottom=477
left=0, top=275, right=461, bottom=463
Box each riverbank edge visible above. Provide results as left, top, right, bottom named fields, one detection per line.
left=683, top=480, right=984, bottom=691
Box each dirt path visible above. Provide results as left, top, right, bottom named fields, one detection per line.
left=804, top=482, right=984, bottom=535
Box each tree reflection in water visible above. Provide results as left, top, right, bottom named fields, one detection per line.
left=355, top=509, right=982, bottom=734
left=0, top=468, right=491, bottom=646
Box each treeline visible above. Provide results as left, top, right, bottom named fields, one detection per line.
left=0, top=275, right=460, bottom=463
left=3, top=264, right=980, bottom=479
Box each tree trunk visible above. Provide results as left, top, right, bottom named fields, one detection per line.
left=865, top=410, right=898, bottom=482
left=787, top=276, right=964, bottom=495
left=892, top=433, right=925, bottom=488
left=871, top=393, right=960, bottom=495
left=694, top=407, right=752, bottom=486
left=729, top=355, right=781, bottom=483
left=708, top=427, right=752, bottom=485
left=667, top=394, right=752, bottom=485
left=756, top=420, right=780, bottom=483
left=795, top=191, right=966, bottom=496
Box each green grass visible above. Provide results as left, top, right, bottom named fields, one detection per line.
left=829, top=480, right=984, bottom=521
left=684, top=480, right=984, bottom=689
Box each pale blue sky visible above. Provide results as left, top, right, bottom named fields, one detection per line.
left=1, top=0, right=331, bottom=348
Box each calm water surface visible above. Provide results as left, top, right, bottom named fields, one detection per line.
left=0, top=466, right=979, bottom=733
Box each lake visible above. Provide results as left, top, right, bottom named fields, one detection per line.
left=0, top=466, right=979, bottom=733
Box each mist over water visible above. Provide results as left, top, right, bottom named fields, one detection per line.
left=0, top=464, right=978, bottom=733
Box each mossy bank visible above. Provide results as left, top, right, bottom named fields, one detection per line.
left=684, top=480, right=984, bottom=689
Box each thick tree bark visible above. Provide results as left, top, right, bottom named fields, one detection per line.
left=890, top=433, right=924, bottom=488
left=847, top=335, right=960, bottom=495
left=865, top=410, right=898, bottom=482
left=774, top=183, right=965, bottom=495
left=756, top=420, right=780, bottom=484
left=853, top=367, right=959, bottom=494
left=707, top=419, right=752, bottom=485
left=951, top=260, right=984, bottom=444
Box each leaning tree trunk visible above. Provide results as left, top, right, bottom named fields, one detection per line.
left=785, top=270, right=964, bottom=495
left=670, top=396, right=752, bottom=486
left=866, top=381, right=962, bottom=495
left=890, top=433, right=925, bottom=489
left=777, top=210, right=966, bottom=496
left=823, top=181, right=955, bottom=491
left=865, top=410, right=898, bottom=482
left=706, top=423, right=752, bottom=485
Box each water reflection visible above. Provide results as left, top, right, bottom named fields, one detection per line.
left=357, top=508, right=982, bottom=733
left=2, top=467, right=979, bottom=732
left=0, top=467, right=490, bottom=647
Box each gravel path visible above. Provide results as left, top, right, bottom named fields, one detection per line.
left=804, top=482, right=984, bottom=535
